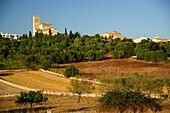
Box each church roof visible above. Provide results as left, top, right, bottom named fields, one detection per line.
left=41, top=22, right=52, bottom=25
left=106, top=31, right=121, bottom=34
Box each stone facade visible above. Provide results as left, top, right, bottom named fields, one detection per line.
left=33, top=15, right=59, bottom=36
left=100, top=31, right=124, bottom=40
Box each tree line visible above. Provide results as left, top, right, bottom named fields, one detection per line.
left=0, top=30, right=170, bottom=70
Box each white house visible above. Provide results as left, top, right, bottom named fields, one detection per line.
left=133, top=37, right=149, bottom=43
left=152, top=37, right=169, bottom=43
left=0, top=32, right=20, bottom=40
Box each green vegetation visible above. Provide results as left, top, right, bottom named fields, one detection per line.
left=98, top=73, right=170, bottom=112
left=135, top=40, right=168, bottom=62
left=99, top=91, right=162, bottom=112
left=49, top=67, right=66, bottom=74
left=64, top=64, right=79, bottom=78
left=0, top=31, right=170, bottom=70
left=101, top=73, right=168, bottom=95
left=15, top=91, right=48, bottom=110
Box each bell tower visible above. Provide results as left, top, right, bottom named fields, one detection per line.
left=33, top=15, right=40, bottom=35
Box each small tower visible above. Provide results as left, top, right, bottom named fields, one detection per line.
left=33, top=15, right=40, bottom=35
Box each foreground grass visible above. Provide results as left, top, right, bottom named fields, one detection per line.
left=1, top=95, right=170, bottom=113
left=0, top=95, right=99, bottom=113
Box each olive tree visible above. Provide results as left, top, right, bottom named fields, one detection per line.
left=68, top=79, right=93, bottom=103
left=15, top=91, right=48, bottom=110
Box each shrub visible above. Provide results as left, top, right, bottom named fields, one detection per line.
left=99, top=91, right=162, bottom=112
left=64, top=64, right=79, bottom=78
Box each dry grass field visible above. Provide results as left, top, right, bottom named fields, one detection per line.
left=0, top=95, right=99, bottom=113
left=0, top=70, right=103, bottom=93
left=1, top=59, right=170, bottom=112
left=0, top=71, right=71, bottom=92
left=0, top=82, right=25, bottom=95
left=71, top=59, right=170, bottom=80
left=1, top=95, right=170, bottom=113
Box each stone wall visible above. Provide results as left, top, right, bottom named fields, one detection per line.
left=39, top=69, right=103, bottom=85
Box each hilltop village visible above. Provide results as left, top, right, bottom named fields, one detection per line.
left=1, top=15, right=170, bottom=44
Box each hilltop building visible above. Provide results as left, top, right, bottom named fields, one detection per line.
left=100, top=31, right=125, bottom=40
left=0, top=32, right=20, bottom=40
left=133, top=37, right=149, bottom=43
left=152, top=37, right=169, bottom=43
left=134, top=37, right=170, bottom=43
left=33, top=15, right=59, bottom=36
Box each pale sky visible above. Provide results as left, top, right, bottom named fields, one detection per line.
left=0, top=0, right=170, bottom=38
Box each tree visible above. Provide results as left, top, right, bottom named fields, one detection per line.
left=65, top=28, right=68, bottom=36
left=29, top=31, right=32, bottom=38
left=74, top=32, right=81, bottom=38
left=68, top=79, right=93, bottom=103
left=69, top=30, right=73, bottom=39
left=39, top=55, right=53, bottom=70
left=112, top=42, right=135, bottom=58
left=0, top=62, right=5, bottom=70
left=99, top=91, right=162, bottom=113
left=135, top=40, right=167, bottom=62
left=64, top=64, right=79, bottom=78
left=162, top=42, right=170, bottom=56
left=15, top=91, right=48, bottom=111
left=49, top=29, right=52, bottom=37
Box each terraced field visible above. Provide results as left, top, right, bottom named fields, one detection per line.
left=0, top=82, right=24, bottom=95
left=0, top=70, right=103, bottom=94
left=0, top=71, right=71, bottom=92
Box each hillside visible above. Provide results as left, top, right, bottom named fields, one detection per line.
left=59, top=59, right=170, bottom=80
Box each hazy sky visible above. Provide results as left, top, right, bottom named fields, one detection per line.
left=0, top=0, right=170, bottom=38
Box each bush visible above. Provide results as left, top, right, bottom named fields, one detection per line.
left=64, top=64, right=79, bottom=78
left=99, top=91, right=162, bottom=112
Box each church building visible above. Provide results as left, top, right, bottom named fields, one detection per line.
left=33, top=15, right=59, bottom=36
